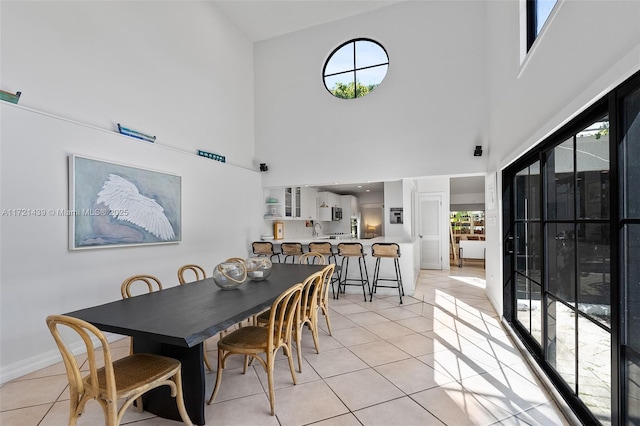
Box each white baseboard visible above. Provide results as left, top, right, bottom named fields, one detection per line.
left=0, top=332, right=125, bottom=385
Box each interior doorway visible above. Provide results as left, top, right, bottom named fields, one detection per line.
left=418, top=193, right=443, bottom=269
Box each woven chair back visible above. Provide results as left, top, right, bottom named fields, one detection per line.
left=47, top=315, right=117, bottom=407
left=318, top=263, right=336, bottom=307
left=268, top=283, right=303, bottom=348
left=299, top=271, right=323, bottom=323
left=299, top=252, right=326, bottom=265
left=177, top=264, right=207, bottom=284
left=121, top=275, right=162, bottom=299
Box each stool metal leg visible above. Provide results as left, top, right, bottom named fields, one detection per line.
left=370, top=257, right=381, bottom=302
left=338, top=255, right=371, bottom=302
left=358, top=256, right=371, bottom=302
left=394, top=257, right=404, bottom=304
left=370, top=256, right=404, bottom=304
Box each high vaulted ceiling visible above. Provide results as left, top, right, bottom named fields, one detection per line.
left=214, top=1, right=405, bottom=42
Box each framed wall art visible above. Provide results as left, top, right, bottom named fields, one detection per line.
left=69, top=155, right=181, bottom=250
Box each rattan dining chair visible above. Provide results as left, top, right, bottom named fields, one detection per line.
left=176, top=265, right=216, bottom=371
left=177, top=264, right=206, bottom=284
left=255, top=270, right=323, bottom=372
left=317, top=264, right=336, bottom=336
left=309, top=241, right=340, bottom=297
left=120, top=275, right=163, bottom=299
left=207, top=283, right=303, bottom=416
left=298, top=252, right=326, bottom=265
left=46, top=314, right=193, bottom=426
left=120, top=275, right=163, bottom=358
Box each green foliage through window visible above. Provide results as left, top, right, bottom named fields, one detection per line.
left=323, top=38, right=388, bottom=100
left=331, top=82, right=379, bottom=99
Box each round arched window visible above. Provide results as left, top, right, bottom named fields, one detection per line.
left=323, top=38, right=389, bottom=99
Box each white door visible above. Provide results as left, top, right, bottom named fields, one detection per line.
left=419, top=194, right=442, bottom=269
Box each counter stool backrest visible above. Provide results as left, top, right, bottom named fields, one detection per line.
left=371, top=243, right=401, bottom=258
left=253, top=241, right=275, bottom=256
left=281, top=243, right=303, bottom=255
left=337, top=242, right=365, bottom=257
left=308, top=242, right=334, bottom=256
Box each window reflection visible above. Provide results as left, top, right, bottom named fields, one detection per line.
left=547, top=223, right=576, bottom=303
left=577, top=223, right=610, bottom=327
left=627, top=224, right=640, bottom=351
left=623, top=87, right=640, bottom=218
left=577, top=118, right=610, bottom=220
left=547, top=138, right=574, bottom=221
left=547, top=297, right=576, bottom=392
left=578, top=315, right=611, bottom=423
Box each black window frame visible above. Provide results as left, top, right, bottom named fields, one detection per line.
left=322, top=38, right=389, bottom=99
left=503, top=69, right=640, bottom=425
left=526, top=0, right=557, bottom=52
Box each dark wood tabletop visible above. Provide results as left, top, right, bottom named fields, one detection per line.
left=65, top=263, right=324, bottom=347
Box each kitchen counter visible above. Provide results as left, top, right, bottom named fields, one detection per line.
left=264, top=237, right=419, bottom=299
left=269, top=236, right=414, bottom=245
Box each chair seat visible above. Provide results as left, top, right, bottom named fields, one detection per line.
left=218, top=326, right=269, bottom=353
left=91, top=353, right=180, bottom=397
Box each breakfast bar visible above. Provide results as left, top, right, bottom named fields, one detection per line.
left=269, top=237, right=418, bottom=298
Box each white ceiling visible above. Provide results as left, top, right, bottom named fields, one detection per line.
left=214, top=0, right=405, bottom=42
left=450, top=176, right=485, bottom=194
left=316, top=181, right=385, bottom=196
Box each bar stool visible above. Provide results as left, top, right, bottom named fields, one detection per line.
left=308, top=242, right=337, bottom=264
left=252, top=241, right=280, bottom=262
left=281, top=242, right=304, bottom=264
left=370, top=243, right=405, bottom=304
left=336, top=242, right=371, bottom=302
left=309, top=242, right=340, bottom=298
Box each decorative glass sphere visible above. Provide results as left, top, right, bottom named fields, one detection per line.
left=212, top=260, right=247, bottom=290
left=245, top=256, right=272, bottom=281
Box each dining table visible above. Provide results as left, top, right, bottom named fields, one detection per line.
left=64, top=262, right=325, bottom=425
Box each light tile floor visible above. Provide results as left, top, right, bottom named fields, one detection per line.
left=0, top=265, right=571, bottom=425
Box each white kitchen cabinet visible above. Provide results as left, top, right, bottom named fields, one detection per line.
left=300, top=187, right=317, bottom=220
left=317, top=192, right=341, bottom=208
left=263, top=187, right=284, bottom=219
left=264, top=186, right=316, bottom=220
left=341, top=195, right=359, bottom=218
left=317, top=191, right=341, bottom=221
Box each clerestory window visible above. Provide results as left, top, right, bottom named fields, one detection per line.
left=323, top=38, right=389, bottom=99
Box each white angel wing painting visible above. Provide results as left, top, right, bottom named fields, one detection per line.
left=96, top=174, right=175, bottom=240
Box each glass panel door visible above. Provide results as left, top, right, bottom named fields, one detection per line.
left=621, top=85, right=640, bottom=424
left=513, top=160, right=543, bottom=347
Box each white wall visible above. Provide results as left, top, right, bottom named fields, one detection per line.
left=483, top=0, right=640, bottom=314
left=383, top=181, right=404, bottom=238
left=0, top=2, right=260, bottom=382
left=1, top=1, right=255, bottom=169
left=254, top=1, right=489, bottom=188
